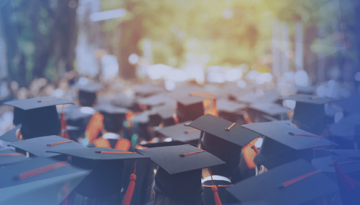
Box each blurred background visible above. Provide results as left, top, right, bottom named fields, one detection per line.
left=0, top=0, right=359, bottom=131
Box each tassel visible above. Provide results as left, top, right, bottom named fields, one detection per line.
left=333, top=161, right=360, bottom=192
left=212, top=185, right=222, bottom=205
left=60, top=112, right=69, bottom=139
left=243, top=112, right=253, bottom=124
left=209, top=168, right=222, bottom=205
left=123, top=160, right=137, bottom=205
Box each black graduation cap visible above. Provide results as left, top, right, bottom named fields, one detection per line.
left=139, top=140, right=186, bottom=148
left=0, top=157, right=89, bottom=205
left=136, top=144, right=224, bottom=202
left=173, top=92, right=208, bottom=123
left=0, top=149, right=30, bottom=167
left=243, top=122, right=335, bottom=169
left=72, top=82, right=102, bottom=93
left=156, top=122, right=200, bottom=143
left=47, top=147, right=148, bottom=198
left=189, top=114, right=260, bottom=147
left=96, top=104, right=129, bottom=133
left=132, top=84, right=164, bottom=97
left=111, top=93, right=136, bottom=109
left=249, top=102, right=289, bottom=118
left=189, top=114, right=259, bottom=177
left=312, top=155, right=360, bottom=182
left=330, top=149, right=360, bottom=160
left=8, top=135, right=86, bottom=158
left=0, top=124, right=21, bottom=142
left=152, top=106, right=177, bottom=126
left=285, top=94, right=338, bottom=135
left=137, top=94, right=175, bottom=108
left=73, top=82, right=102, bottom=107
left=227, top=159, right=339, bottom=205
left=4, top=97, right=74, bottom=139
left=13, top=107, right=23, bottom=126
left=217, top=99, right=246, bottom=114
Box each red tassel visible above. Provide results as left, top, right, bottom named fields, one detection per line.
left=60, top=112, right=69, bottom=139
left=123, top=160, right=137, bottom=205
left=333, top=161, right=360, bottom=192
left=208, top=168, right=223, bottom=205
left=212, top=185, right=222, bottom=205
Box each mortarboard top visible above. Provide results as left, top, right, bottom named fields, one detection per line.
left=217, top=99, right=246, bottom=113
left=0, top=149, right=30, bottom=167
left=285, top=94, right=337, bottom=104
left=137, top=94, right=175, bottom=107
left=153, top=106, right=176, bottom=120
left=63, top=105, right=93, bottom=121
left=0, top=157, right=89, bottom=205
left=72, top=82, right=102, bottom=93
left=9, top=135, right=86, bottom=158
left=312, top=155, right=360, bottom=175
left=132, top=84, right=164, bottom=97
left=250, top=102, right=289, bottom=116
left=111, top=93, right=135, bottom=109
left=136, top=144, right=224, bottom=175
left=227, top=159, right=338, bottom=205
left=130, top=110, right=151, bottom=123
left=329, top=113, right=360, bottom=141
left=0, top=124, right=21, bottom=142
left=330, top=149, right=360, bottom=160
left=96, top=104, right=129, bottom=114
left=4, top=97, right=73, bottom=111
left=242, top=122, right=335, bottom=150
left=140, top=140, right=186, bottom=148
left=157, top=122, right=201, bottom=143
left=47, top=147, right=148, bottom=161
left=189, top=114, right=260, bottom=147
left=175, top=93, right=209, bottom=106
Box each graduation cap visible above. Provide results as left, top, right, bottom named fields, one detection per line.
left=137, top=94, right=175, bottom=109
left=13, top=107, right=23, bottom=126
left=8, top=135, right=86, bottom=158
left=249, top=102, right=289, bottom=121
left=136, top=144, right=225, bottom=203
left=73, top=82, right=102, bottom=107
left=139, top=140, right=186, bottom=148
left=132, top=84, right=164, bottom=97
left=216, top=99, right=246, bottom=122
left=156, top=122, right=200, bottom=144
left=0, top=157, right=89, bottom=205
left=243, top=122, right=335, bottom=169
left=189, top=114, right=260, bottom=177
left=4, top=97, right=74, bottom=140
left=0, top=149, right=30, bottom=167
left=111, top=93, right=136, bottom=109
left=0, top=124, right=21, bottom=142
left=47, top=147, right=148, bottom=202
left=227, top=159, right=339, bottom=205
left=312, top=155, right=360, bottom=182
left=96, top=104, right=129, bottom=133
left=173, top=92, right=210, bottom=123
left=285, top=94, right=338, bottom=135
left=152, top=106, right=177, bottom=127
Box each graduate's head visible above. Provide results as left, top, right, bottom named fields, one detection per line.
left=4, top=97, right=73, bottom=140
left=98, top=104, right=128, bottom=134
left=73, top=82, right=102, bottom=108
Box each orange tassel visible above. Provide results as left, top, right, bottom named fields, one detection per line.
left=243, top=112, right=253, bottom=124
left=208, top=168, right=223, bottom=205
left=60, top=112, right=69, bottom=139
left=123, top=160, right=137, bottom=205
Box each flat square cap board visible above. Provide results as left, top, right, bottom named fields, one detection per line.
left=0, top=157, right=89, bottom=205
left=96, top=104, right=129, bottom=114
left=140, top=140, right=186, bottom=148
left=47, top=147, right=148, bottom=161
left=250, top=102, right=289, bottom=116
left=153, top=106, right=176, bottom=120
left=189, top=114, right=260, bottom=147
left=132, top=84, right=164, bottom=96
left=111, top=93, right=135, bottom=108
left=217, top=99, right=246, bottom=113
left=130, top=110, right=153, bottom=123
left=312, top=155, right=360, bottom=174
left=175, top=93, right=209, bottom=106
left=136, top=144, right=225, bottom=175
left=137, top=94, right=175, bottom=107
left=285, top=94, right=337, bottom=104
left=4, top=97, right=73, bottom=110
left=0, top=124, right=21, bottom=142
left=242, top=122, right=335, bottom=150
left=157, top=122, right=201, bottom=142
left=9, top=135, right=86, bottom=158
left=0, top=149, right=30, bottom=166
left=72, top=82, right=102, bottom=93
left=227, top=159, right=338, bottom=205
